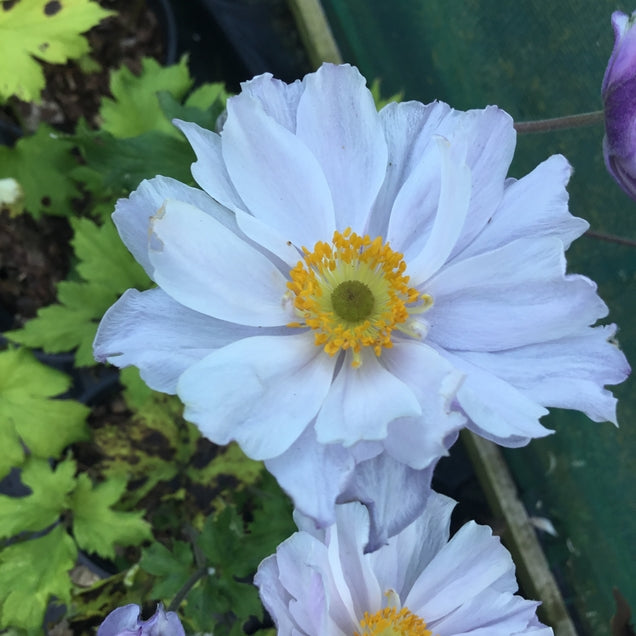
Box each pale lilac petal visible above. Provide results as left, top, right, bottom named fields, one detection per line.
left=97, top=604, right=140, bottom=636
left=315, top=351, right=421, bottom=446
left=148, top=199, right=291, bottom=326
left=113, top=175, right=236, bottom=279
left=265, top=426, right=356, bottom=528
left=407, top=522, right=516, bottom=618
left=239, top=73, right=304, bottom=132
left=254, top=557, right=299, bottom=635
left=371, top=100, right=452, bottom=238
left=178, top=334, right=335, bottom=460
left=404, top=135, right=472, bottom=285
left=426, top=238, right=608, bottom=351
left=222, top=90, right=335, bottom=247
left=93, top=288, right=262, bottom=393
left=444, top=349, right=552, bottom=445
left=173, top=120, right=246, bottom=213
left=459, top=326, right=630, bottom=425
left=380, top=342, right=465, bottom=469
left=456, top=155, right=587, bottom=260
left=296, top=64, right=388, bottom=230
left=337, top=454, right=436, bottom=552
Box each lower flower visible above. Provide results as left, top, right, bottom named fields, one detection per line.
left=97, top=604, right=185, bottom=636
left=255, top=492, right=553, bottom=636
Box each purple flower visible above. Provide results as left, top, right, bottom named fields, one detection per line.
left=602, top=10, right=636, bottom=199
left=97, top=604, right=185, bottom=636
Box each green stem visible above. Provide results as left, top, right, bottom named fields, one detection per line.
left=585, top=229, right=636, bottom=248
left=168, top=565, right=209, bottom=613
left=514, top=110, right=604, bottom=134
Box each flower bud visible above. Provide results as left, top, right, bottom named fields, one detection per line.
left=602, top=10, right=636, bottom=200
left=97, top=604, right=185, bottom=636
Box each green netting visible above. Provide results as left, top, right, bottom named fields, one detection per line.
left=320, top=1, right=636, bottom=633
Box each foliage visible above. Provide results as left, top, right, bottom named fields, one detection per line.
left=0, top=0, right=114, bottom=103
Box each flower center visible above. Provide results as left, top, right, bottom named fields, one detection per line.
left=286, top=228, right=432, bottom=367
left=355, top=606, right=432, bottom=636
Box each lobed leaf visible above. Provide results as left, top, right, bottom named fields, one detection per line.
left=0, top=525, right=77, bottom=630
left=0, top=0, right=114, bottom=103
left=70, top=473, right=152, bottom=559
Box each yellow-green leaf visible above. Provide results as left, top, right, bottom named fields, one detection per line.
left=0, top=0, right=114, bottom=103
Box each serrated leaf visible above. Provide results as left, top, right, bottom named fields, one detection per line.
left=0, top=125, right=80, bottom=218
left=0, top=525, right=77, bottom=630
left=196, top=506, right=245, bottom=568
left=74, top=126, right=195, bottom=193
left=0, top=349, right=89, bottom=474
left=100, top=56, right=192, bottom=138
left=140, top=541, right=193, bottom=599
left=6, top=217, right=150, bottom=365
left=71, top=217, right=149, bottom=291
left=157, top=83, right=228, bottom=132
left=0, top=457, right=76, bottom=538
left=70, top=473, right=152, bottom=559
left=0, top=0, right=114, bottom=103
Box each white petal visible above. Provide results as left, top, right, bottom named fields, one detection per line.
left=337, top=453, right=436, bottom=552
left=173, top=120, right=247, bottom=214
left=371, top=100, right=452, bottom=238
left=113, top=175, right=236, bottom=279
left=407, top=521, right=516, bottom=618
left=315, top=350, right=421, bottom=446
left=404, top=135, right=472, bottom=286
left=296, top=64, right=388, bottom=231
left=444, top=349, right=552, bottom=445
left=444, top=106, right=516, bottom=257
left=265, top=426, right=356, bottom=528
left=148, top=199, right=291, bottom=326
left=239, top=72, right=304, bottom=132
left=178, top=334, right=335, bottom=460
left=380, top=342, right=465, bottom=469
left=459, top=326, right=630, bottom=425
left=457, top=154, right=587, bottom=260
left=222, top=90, right=335, bottom=247
left=93, top=288, right=260, bottom=393
left=254, top=556, right=298, bottom=636
left=426, top=237, right=608, bottom=351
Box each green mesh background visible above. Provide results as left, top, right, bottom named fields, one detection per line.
left=319, top=1, right=636, bottom=634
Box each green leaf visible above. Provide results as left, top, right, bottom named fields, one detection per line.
left=0, top=0, right=114, bottom=103
left=0, top=125, right=80, bottom=218
left=6, top=217, right=150, bottom=365
left=157, top=81, right=229, bottom=132
left=70, top=473, right=152, bottom=559
left=0, top=348, right=89, bottom=475
left=0, top=525, right=77, bottom=630
left=74, top=126, right=195, bottom=193
left=100, top=56, right=193, bottom=138
left=139, top=541, right=193, bottom=599
left=0, top=457, right=76, bottom=538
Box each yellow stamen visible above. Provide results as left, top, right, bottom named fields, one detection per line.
left=286, top=228, right=432, bottom=367
left=355, top=606, right=432, bottom=636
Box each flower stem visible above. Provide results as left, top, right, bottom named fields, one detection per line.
left=514, top=110, right=604, bottom=134
left=585, top=229, right=636, bottom=248
left=168, top=566, right=209, bottom=612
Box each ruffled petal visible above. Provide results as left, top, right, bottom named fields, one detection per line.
left=254, top=556, right=299, bottom=636
left=456, top=154, right=587, bottom=260
left=407, top=521, right=516, bottom=618
left=371, top=100, right=452, bottom=238
left=337, top=453, right=436, bottom=552
left=173, top=120, right=247, bottom=213
left=426, top=237, right=608, bottom=351
left=443, top=349, right=552, bottom=445
left=403, top=135, right=472, bottom=286
left=458, top=326, right=630, bottom=425
left=113, top=175, right=236, bottom=279
left=93, top=287, right=260, bottom=393
left=148, top=199, right=291, bottom=326
left=178, top=334, right=335, bottom=460
left=265, top=426, right=356, bottom=528
left=315, top=350, right=421, bottom=446
left=296, top=64, right=388, bottom=231
left=222, top=89, right=335, bottom=247
left=380, top=341, right=465, bottom=469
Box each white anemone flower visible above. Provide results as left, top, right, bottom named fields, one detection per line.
left=255, top=492, right=553, bottom=636
left=94, top=63, right=629, bottom=544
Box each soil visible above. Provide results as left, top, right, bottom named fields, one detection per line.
left=0, top=0, right=168, bottom=330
